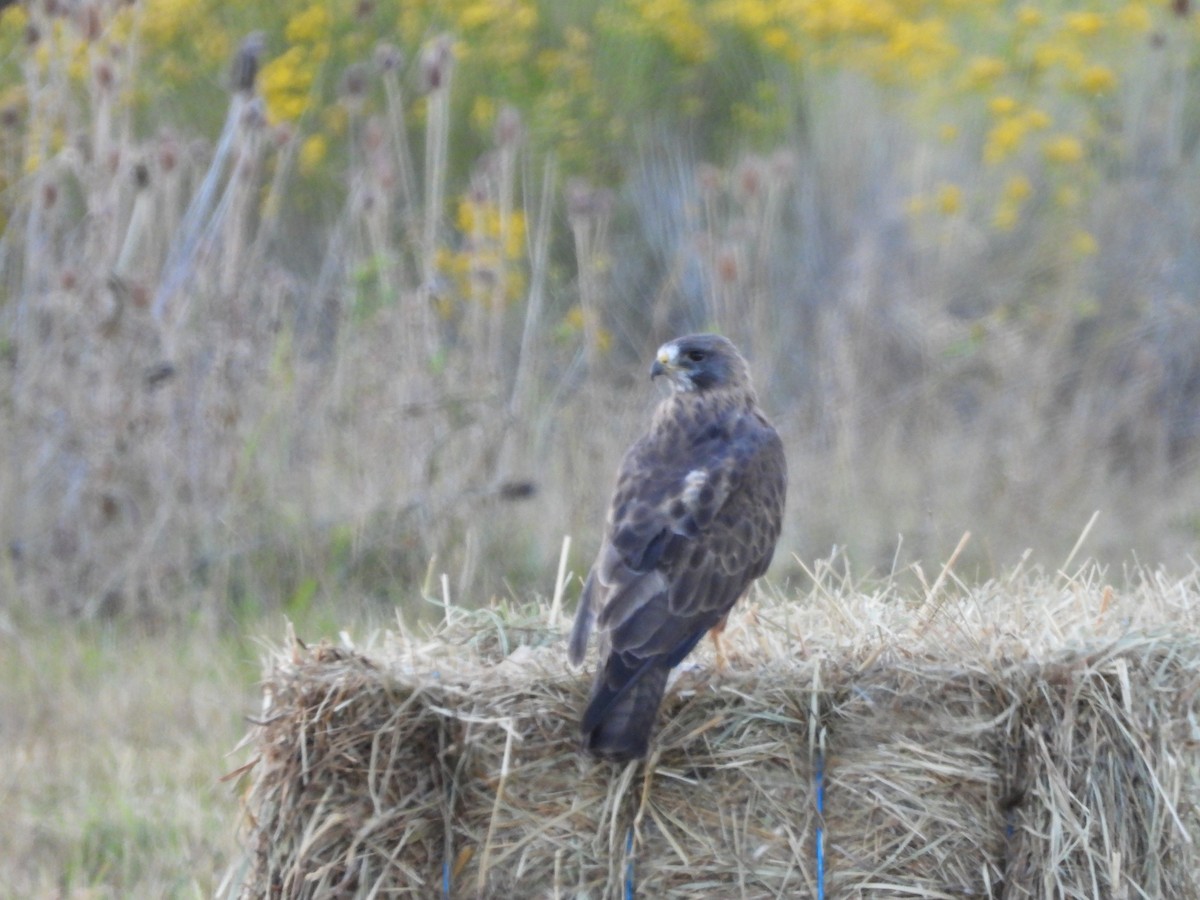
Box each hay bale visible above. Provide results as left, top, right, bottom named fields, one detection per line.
left=823, top=662, right=1015, bottom=895
left=1003, top=640, right=1200, bottom=898
left=224, top=569, right=1200, bottom=898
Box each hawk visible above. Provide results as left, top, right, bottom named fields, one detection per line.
left=568, top=334, right=787, bottom=761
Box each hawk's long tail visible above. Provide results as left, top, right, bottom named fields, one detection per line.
left=579, top=658, right=669, bottom=762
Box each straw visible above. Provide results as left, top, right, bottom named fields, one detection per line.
left=223, top=564, right=1200, bottom=898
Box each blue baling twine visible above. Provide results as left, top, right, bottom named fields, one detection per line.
left=442, top=858, right=450, bottom=898
left=625, top=825, right=636, bottom=899
left=815, top=750, right=826, bottom=900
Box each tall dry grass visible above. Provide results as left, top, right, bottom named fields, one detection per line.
left=0, top=13, right=1198, bottom=625
left=1, top=23, right=563, bottom=620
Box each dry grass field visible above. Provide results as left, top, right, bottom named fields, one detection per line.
left=0, top=616, right=255, bottom=896
left=2, top=1, right=1200, bottom=895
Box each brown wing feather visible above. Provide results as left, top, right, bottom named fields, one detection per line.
left=572, top=388, right=786, bottom=760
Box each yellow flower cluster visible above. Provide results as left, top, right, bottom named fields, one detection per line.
left=983, top=105, right=1052, bottom=165
left=935, top=182, right=962, bottom=216
left=6, top=0, right=1170, bottom=271
left=1064, top=11, right=1105, bottom=38
left=898, top=0, right=1160, bottom=234
left=140, top=0, right=234, bottom=93
left=260, top=47, right=314, bottom=123
left=1077, top=64, right=1116, bottom=96
left=929, top=0, right=1156, bottom=230
left=400, top=0, right=537, bottom=71
left=285, top=4, right=331, bottom=44
left=562, top=305, right=613, bottom=353
left=456, top=198, right=525, bottom=261
left=710, top=0, right=798, bottom=63
left=1043, top=134, right=1085, bottom=164
left=965, top=56, right=1008, bottom=89
left=142, top=0, right=208, bottom=48
left=625, top=0, right=715, bottom=65
left=711, top=0, right=959, bottom=82
left=993, top=174, right=1033, bottom=232
left=439, top=198, right=528, bottom=306
left=261, top=4, right=332, bottom=123
left=298, top=134, right=327, bottom=174
left=534, top=25, right=603, bottom=167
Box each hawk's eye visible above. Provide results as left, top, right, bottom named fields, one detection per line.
left=685, top=350, right=706, bottom=363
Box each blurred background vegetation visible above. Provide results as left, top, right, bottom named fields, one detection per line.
left=3, top=0, right=1200, bottom=893
left=2, top=0, right=1199, bottom=624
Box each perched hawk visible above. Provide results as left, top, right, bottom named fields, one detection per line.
left=569, top=334, right=787, bottom=761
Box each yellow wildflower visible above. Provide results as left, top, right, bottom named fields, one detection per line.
left=460, top=2, right=501, bottom=29
left=1064, top=12, right=1105, bottom=37
left=936, top=183, right=962, bottom=215
left=1004, top=175, right=1032, bottom=202
left=0, top=3, right=26, bottom=31
left=965, top=55, right=1007, bottom=87
left=1043, top=135, right=1084, bottom=164
left=298, top=134, right=327, bottom=175
left=286, top=5, right=332, bottom=45
left=939, top=123, right=959, bottom=142
left=508, top=212, right=528, bottom=259
left=512, top=3, right=537, bottom=32
left=1015, top=5, right=1043, bottom=28
left=67, top=46, right=89, bottom=84
left=1116, top=4, right=1152, bottom=32
left=470, top=96, right=496, bottom=133
left=1056, top=185, right=1081, bottom=208
left=108, top=6, right=136, bottom=44
left=629, top=0, right=714, bottom=64
left=989, top=95, right=1018, bottom=117
left=895, top=18, right=957, bottom=82
left=1070, top=230, right=1098, bottom=256
left=709, top=0, right=772, bottom=30
left=142, top=0, right=205, bottom=46
left=1032, top=42, right=1085, bottom=73
left=1078, top=65, right=1117, bottom=95
left=195, top=26, right=231, bottom=70
left=260, top=47, right=315, bottom=123
left=455, top=198, right=527, bottom=267
left=762, top=27, right=795, bottom=58
left=993, top=202, right=1019, bottom=231
left=984, top=116, right=1029, bottom=164
left=1023, top=108, right=1052, bottom=131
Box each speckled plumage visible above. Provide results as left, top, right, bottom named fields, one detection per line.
left=569, top=334, right=787, bottom=761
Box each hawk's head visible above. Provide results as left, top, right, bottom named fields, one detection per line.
left=650, top=333, right=751, bottom=394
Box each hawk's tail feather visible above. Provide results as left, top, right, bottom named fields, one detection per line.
left=580, top=659, right=669, bottom=762
left=568, top=571, right=598, bottom=667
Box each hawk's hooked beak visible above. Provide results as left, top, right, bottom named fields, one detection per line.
left=651, top=347, right=674, bottom=379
